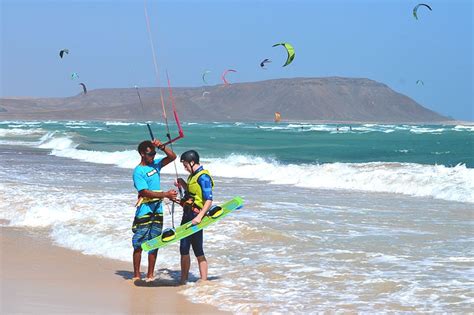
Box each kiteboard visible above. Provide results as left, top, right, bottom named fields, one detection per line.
left=141, top=196, right=243, bottom=252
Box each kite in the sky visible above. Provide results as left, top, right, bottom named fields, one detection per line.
left=71, top=72, right=79, bottom=80
left=413, top=3, right=432, bottom=20
left=79, top=82, right=87, bottom=94
left=221, top=69, right=237, bottom=86
left=59, top=49, right=69, bottom=59
left=260, top=58, right=271, bottom=69
left=416, top=80, right=424, bottom=86
left=202, top=70, right=211, bottom=84
left=274, top=112, right=281, bottom=123
left=272, top=43, right=295, bottom=67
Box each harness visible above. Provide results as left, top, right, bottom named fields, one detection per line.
left=132, top=199, right=163, bottom=232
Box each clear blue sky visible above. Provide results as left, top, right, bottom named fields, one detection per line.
left=1, top=0, right=472, bottom=120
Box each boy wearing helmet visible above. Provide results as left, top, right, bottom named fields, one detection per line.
left=176, top=150, right=214, bottom=284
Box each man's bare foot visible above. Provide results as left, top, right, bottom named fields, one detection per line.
left=132, top=273, right=142, bottom=281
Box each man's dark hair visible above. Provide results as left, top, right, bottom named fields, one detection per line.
left=138, top=140, right=154, bottom=154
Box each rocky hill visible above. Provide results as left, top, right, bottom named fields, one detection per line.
left=0, top=77, right=449, bottom=122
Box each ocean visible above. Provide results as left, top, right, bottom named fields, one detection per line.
left=0, top=120, right=473, bottom=312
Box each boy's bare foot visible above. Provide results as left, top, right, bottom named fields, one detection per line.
left=145, top=276, right=158, bottom=282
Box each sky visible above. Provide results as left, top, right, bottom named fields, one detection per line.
left=1, top=0, right=473, bottom=120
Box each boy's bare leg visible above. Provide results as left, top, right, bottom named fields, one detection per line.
left=197, top=255, right=208, bottom=281
left=180, top=254, right=191, bottom=284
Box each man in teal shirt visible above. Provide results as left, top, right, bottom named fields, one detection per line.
left=132, top=139, right=177, bottom=281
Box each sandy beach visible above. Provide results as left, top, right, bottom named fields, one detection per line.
left=0, top=226, right=227, bottom=314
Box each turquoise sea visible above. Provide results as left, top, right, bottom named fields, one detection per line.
left=22, top=120, right=473, bottom=166
left=1, top=120, right=473, bottom=312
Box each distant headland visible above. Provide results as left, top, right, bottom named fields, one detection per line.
left=0, top=77, right=452, bottom=123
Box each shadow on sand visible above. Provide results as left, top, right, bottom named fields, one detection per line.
left=115, top=268, right=221, bottom=287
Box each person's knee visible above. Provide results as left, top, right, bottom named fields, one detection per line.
left=180, top=242, right=191, bottom=256
left=181, top=254, right=191, bottom=264
left=192, top=241, right=204, bottom=257
left=133, top=248, right=142, bottom=254
left=196, top=254, right=206, bottom=262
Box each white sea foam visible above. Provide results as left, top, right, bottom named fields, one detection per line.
left=395, top=125, right=411, bottom=130
left=0, top=181, right=144, bottom=262
left=0, top=127, right=45, bottom=137
left=54, top=147, right=139, bottom=168
left=0, top=121, right=41, bottom=127
left=205, top=155, right=474, bottom=203
left=65, top=121, right=88, bottom=126
left=448, top=257, right=474, bottom=262
left=65, top=125, right=102, bottom=130
left=410, top=127, right=445, bottom=134
left=104, top=121, right=135, bottom=126
left=258, top=125, right=295, bottom=130
left=3, top=122, right=472, bottom=207
left=454, top=125, right=474, bottom=132
left=250, top=123, right=409, bottom=133
left=38, top=134, right=76, bottom=150
left=104, top=121, right=160, bottom=126
left=28, top=132, right=474, bottom=204
left=32, top=133, right=140, bottom=168
left=0, top=140, right=35, bottom=146
left=7, top=123, right=41, bottom=128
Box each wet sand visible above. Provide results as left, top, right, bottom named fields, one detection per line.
left=0, top=226, right=227, bottom=314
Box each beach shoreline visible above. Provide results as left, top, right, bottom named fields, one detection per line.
left=0, top=226, right=227, bottom=314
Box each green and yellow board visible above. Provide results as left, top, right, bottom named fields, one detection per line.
left=141, top=196, right=243, bottom=252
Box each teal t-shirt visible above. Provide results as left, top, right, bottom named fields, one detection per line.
left=133, top=157, right=164, bottom=217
